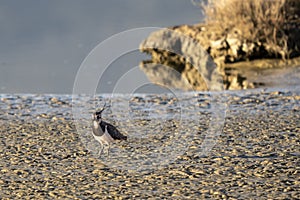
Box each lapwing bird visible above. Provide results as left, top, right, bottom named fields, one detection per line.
left=92, top=105, right=127, bottom=157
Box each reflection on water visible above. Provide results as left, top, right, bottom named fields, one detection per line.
left=139, top=62, right=195, bottom=91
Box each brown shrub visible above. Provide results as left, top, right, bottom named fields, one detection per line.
left=201, top=0, right=300, bottom=58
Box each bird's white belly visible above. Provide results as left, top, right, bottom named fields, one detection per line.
left=94, top=131, right=114, bottom=145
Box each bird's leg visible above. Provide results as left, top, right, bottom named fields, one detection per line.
left=107, top=144, right=110, bottom=158
left=98, top=142, right=104, bottom=158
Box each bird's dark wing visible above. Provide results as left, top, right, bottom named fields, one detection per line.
left=100, top=121, right=127, bottom=140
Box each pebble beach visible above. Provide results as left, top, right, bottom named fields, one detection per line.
left=0, top=89, right=299, bottom=199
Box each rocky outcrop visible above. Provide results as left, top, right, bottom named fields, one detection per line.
left=139, top=28, right=258, bottom=91
left=139, top=24, right=300, bottom=91
left=171, top=23, right=300, bottom=65
left=138, top=0, right=300, bottom=91
left=139, top=29, right=224, bottom=91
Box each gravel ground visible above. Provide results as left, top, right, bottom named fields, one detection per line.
left=0, top=89, right=299, bottom=199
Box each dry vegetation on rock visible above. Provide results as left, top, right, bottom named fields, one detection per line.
left=201, top=0, right=300, bottom=59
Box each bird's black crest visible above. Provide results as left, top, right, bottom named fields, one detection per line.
left=95, top=102, right=109, bottom=116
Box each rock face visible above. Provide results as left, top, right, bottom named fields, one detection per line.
left=139, top=29, right=224, bottom=91
left=171, top=23, right=300, bottom=65
left=139, top=28, right=257, bottom=91
left=139, top=24, right=300, bottom=91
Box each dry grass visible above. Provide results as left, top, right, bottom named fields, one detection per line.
left=200, top=0, right=300, bottom=58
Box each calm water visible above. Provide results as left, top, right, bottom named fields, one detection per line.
left=0, top=0, right=203, bottom=94
left=1, top=1, right=299, bottom=94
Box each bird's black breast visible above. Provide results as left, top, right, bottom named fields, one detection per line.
left=100, top=120, right=127, bottom=140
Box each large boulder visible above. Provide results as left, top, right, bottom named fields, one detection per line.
left=139, top=29, right=224, bottom=91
